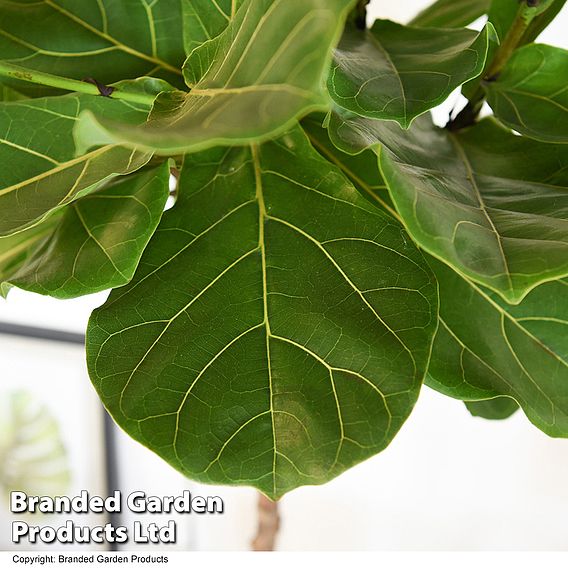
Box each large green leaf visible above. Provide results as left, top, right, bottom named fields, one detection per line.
left=328, top=20, right=490, bottom=129
left=464, top=397, right=519, bottom=420
left=427, top=257, right=568, bottom=437
left=329, top=113, right=568, bottom=303
left=410, top=0, right=491, bottom=28
left=86, top=127, right=438, bottom=499
left=0, top=0, right=186, bottom=95
left=75, top=0, right=356, bottom=155
left=182, top=0, right=242, bottom=54
left=3, top=164, right=170, bottom=299
left=0, top=79, right=165, bottom=237
left=378, top=117, right=568, bottom=303
left=485, top=44, right=568, bottom=143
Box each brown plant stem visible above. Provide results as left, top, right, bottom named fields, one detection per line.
left=251, top=493, right=280, bottom=551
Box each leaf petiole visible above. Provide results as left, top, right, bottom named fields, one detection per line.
left=0, top=61, right=157, bottom=106
left=448, top=0, right=556, bottom=130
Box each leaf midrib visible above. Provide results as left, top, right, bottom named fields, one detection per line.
left=251, top=143, right=277, bottom=497
left=447, top=132, right=514, bottom=295
left=366, top=30, right=408, bottom=125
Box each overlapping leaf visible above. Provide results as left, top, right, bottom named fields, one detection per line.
left=86, top=127, right=438, bottom=499
left=0, top=79, right=166, bottom=237
left=0, top=215, right=60, bottom=294
left=462, top=0, right=566, bottom=100
left=75, top=0, right=356, bottom=155
left=0, top=0, right=186, bottom=95
left=464, top=397, right=519, bottom=420
left=378, top=117, right=568, bottom=303
left=329, top=113, right=568, bottom=303
left=485, top=44, right=568, bottom=143
left=410, top=0, right=491, bottom=28
left=301, top=115, right=395, bottom=216
left=182, top=0, right=242, bottom=54
left=328, top=20, right=490, bottom=129
left=427, top=258, right=568, bottom=437
left=3, top=164, right=170, bottom=299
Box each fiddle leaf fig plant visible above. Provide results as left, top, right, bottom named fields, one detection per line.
left=0, top=0, right=566, bottom=500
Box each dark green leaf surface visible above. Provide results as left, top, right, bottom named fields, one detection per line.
left=0, top=79, right=161, bottom=237
left=87, top=127, right=438, bottom=499
left=75, top=0, right=356, bottom=155
left=331, top=114, right=568, bottom=303
left=0, top=84, right=26, bottom=102
left=485, top=44, right=568, bottom=143
left=301, top=115, right=395, bottom=216
left=0, top=216, right=60, bottom=297
left=464, top=397, right=519, bottom=420
left=410, top=0, right=491, bottom=28
left=182, top=0, right=241, bottom=54
left=379, top=117, right=568, bottom=303
left=4, top=164, right=170, bottom=299
left=329, top=20, right=490, bottom=129
left=0, top=0, right=186, bottom=95
left=427, top=258, right=568, bottom=437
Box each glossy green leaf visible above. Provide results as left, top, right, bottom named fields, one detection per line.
left=378, top=117, right=568, bottom=303
left=75, top=0, right=356, bottom=155
left=86, top=127, right=438, bottom=499
left=427, top=257, right=568, bottom=437
left=301, top=115, right=395, bottom=216
left=0, top=0, right=186, bottom=95
left=0, top=79, right=163, bottom=237
left=464, top=397, right=519, bottom=420
left=410, top=0, right=491, bottom=28
left=329, top=113, right=568, bottom=303
left=0, top=215, right=61, bottom=297
left=3, top=164, right=170, bottom=299
left=485, top=44, right=568, bottom=143
left=182, top=0, right=241, bottom=54
left=328, top=20, right=490, bottom=129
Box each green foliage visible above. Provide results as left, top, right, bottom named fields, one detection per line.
left=465, top=397, right=519, bottom=420
left=485, top=43, right=568, bottom=143
left=428, top=258, right=568, bottom=436
left=410, top=0, right=491, bottom=28
left=3, top=164, right=170, bottom=299
left=76, top=0, right=355, bottom=154
left=88, top=128, right=437, bottom=498
left=0, top=0, right=566, bottom=498
left=330, top=20, right=490, bottom=129
left=0, top=0, right=187, bottom=95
